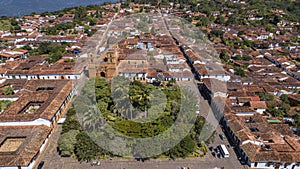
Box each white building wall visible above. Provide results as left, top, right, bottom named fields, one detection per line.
left=25, top=160, right=36, bottom=169
left=0, top=97, right=18, bottom=101
left=39, top=137, right=49, bottom=152
left=40, top=75, right=57, bottom=80
left=6, top=74, right=82, bottom=80
left=236, top=112, right=255, bottom=116
left=251, top=162, right=300, bottom=169
left=199, top=75, right=230, bottom=81
left=0, top=118, right=51, bottom=127
left=256, top=108, right=266, bottom=114
left=20, top=75, right=27, bottom=79
left=168, top=68, right=180, bottom=72
left=251, top=162, right=273, bottom=168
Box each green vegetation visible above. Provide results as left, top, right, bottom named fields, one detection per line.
left=30, top=42, right=69, bottom=63
left=134, top=15, right=152, bottom=33
left=198, top=141, right=208, bottom=155
left=232, top=55, right=252, bottom=61
left=0, top=18, right=22, bottom=32
left=209, top=29, right=224, bottom=39
left=0, top=100, right=13, bottom=112
left=61, top=108, right=82, bottom=134
left=127, top=0, right=300, bottom=28
left=58, top=130, right=80, bottom=157
left=58, top=107, right=104, bottom=161
left=9, top=19, right=21, bottom=33
left=258, top=92, right=275, bottom=101
left=267, top=104, right=290, bottom=117
left=280, top=94, right=290, bottom=105
left=0, top=19, right=12, bottom=31
left=74, top=131, right=102, bottom=161
left=219, top=49, right=230, bottom=63
left=39, top=4, right=108, bottom=37
left=234, top=67, right=246, bottom=77
left=2, top=85, right=14, bottom=95
left=59, top=77, right=210, bottom=161
left=191, top=0, right=300, bottom=25
left=41, top=22, right=76, bottom=35
left=262, top=94, right=291, bottom=117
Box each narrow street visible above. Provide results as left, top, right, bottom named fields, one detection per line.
left=159, top=10, right=246, bottom=169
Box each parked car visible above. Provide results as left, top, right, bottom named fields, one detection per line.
left=37, top=161, right=44, bottom=169
left=91, top=161, right=101, bottom=166
left=219, top=134, right=226, bottom=140
left=214, top=148, right=220, bottom=153
left=240, top=160, right=246, bottom=165
left=217, top=153, right=223, bottom=159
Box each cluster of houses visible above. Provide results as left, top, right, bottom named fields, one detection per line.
left=148, top=20, right=300, bottom=167
left=0, top=5, right=96, bottom=168
left=220, top=79, right=300, bottom=169
left=0, top=54, right=86, bottom=169
left=166, top=4, right=300, bottom=168
left=92, top=33, right=195, bottom=82
left=161, top=8, right=300, bottom=167
left=0, top=3, right=125, bottom=58
left=0, top=1, right=299, bottom=168
left=0, top=79, right=74, bottom=169
left=205, top=46, right=300, bottom=169
left=187, top=47, right=300, bottom=168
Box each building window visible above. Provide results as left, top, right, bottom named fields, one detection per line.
left=37, top=87, right=54, bottom=91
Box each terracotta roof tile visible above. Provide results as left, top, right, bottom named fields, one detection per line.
left=0, top=125, right=51, bottom=166
left=0, top=80, right=72, bottom=122
left=250, top=101, right=267, bottom=109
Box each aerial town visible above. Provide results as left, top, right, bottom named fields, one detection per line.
left=0, top=0, right=299, bottom=169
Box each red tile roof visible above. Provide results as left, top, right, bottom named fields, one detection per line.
left=0, top=125, right=51, bottom=166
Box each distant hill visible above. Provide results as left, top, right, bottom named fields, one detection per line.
left=0, top=0, right=117, bottom=17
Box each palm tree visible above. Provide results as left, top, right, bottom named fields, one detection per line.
left=112, top=82, right=132, bottom=119
left=83, top=105, right=104, bottom=130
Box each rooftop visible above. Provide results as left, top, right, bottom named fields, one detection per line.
left=0, top=80, right=72, bottom=122
left=0, top=125, right=50, bottom=167
left=5, top=56, right=86, bottom=76
left=226, top=112, right=300, bottom=163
